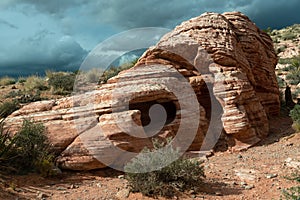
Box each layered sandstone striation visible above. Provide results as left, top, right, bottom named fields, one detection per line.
left=4, top=12, right=279, bottom=170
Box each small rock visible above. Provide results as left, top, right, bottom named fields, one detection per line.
left=69, top=184, right=78, bottom=189
left=189, top=189, right=196, bottom=194
left=244, top=185, right=254, bottom=190
left=56, top=187, right=67, bottom=191
left=285, top=159, right=300, bottom=169
left=118, top=175, right=125, bottom=179
left=51, top=166, right=62, bottom=175
left=115, top=188, right=130, bottom=199
left=197, top=156, right=208, bottom=163
left=96, top=183, right=102, bottom=188
left=240, top=182, right=247, bottom=186
left=286, top=143, right=293, bottom=146
left=266, top=174, right=278, bottom=179
left=37, top=192, right=48, bottom=199
left=206, top=150, right=214, bottom=157
left=14, top=188, right=23, bottom=192
left=235, top=169, right=256, bottom=181
left=215, top=192, right=222, bottom=196
left=237, top=155, right=243, bottom=159
left=285, top=158, right=293, bottom=163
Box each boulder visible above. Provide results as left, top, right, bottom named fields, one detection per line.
left=4, top=12, right=279, bottom=170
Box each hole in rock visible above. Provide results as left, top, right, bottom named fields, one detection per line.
left=129, top=100, right=177, bottom=127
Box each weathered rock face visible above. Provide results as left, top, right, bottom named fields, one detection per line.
left=136, top=11, right=279, bottom=149
left=4, top=12, right=279, bottom=170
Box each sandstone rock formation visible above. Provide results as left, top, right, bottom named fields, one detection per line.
left=4, top=12, right=279, bottom=170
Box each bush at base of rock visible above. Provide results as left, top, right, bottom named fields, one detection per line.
left=0, top=118, right=55, bottom=175
left=0, top=100, right=20, bottom=118
left=124, top=138, right=205, bottom=198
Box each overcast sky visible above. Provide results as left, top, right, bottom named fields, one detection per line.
left=0, top=0, right=299, bottom=77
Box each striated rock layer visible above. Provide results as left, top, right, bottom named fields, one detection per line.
left=4, top=12, right=279, bottom=170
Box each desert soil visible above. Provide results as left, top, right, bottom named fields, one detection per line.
left=0, top=109, right=299, bottom=200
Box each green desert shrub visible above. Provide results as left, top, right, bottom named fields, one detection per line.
left=290, top=105, right=300, bottom=132
left=0, top=119, right=55, bottom=175
left=277, top=45, right=287, bottom=54
left=17, top=77, right=26, bottom=83
left=24, top=75, right=48, bottom=92
left=283, top=187, right=300, bottom=200
left=282, top=32, right=297, bottom=41
left=282, top=171, right=300, bottom=200
left=5, top=90, right=43, bottom=104
left=124, top=138, right=205, bottom=198
left=282, top=65, right=295, bottom=72
left=17, top=90, right=43, bottom=103
left=85, top=68, right=103, bottom=83
left=47, top=72, right=75, bottom=95
left=279, top=58, right=293, bottom=65
left=99, top=66, right=120, bottom=83
left=286, top=71, right=300, bottom=85
left=277, top=76, right=286, bottom=88
left=99, top=58, right=138, bottom=84
left=0, top=100, right=20, bottom=118
left=5, top=90, right=23, bottom=98
left=292, top=88, right=300, bottom=100
left=0, top=76, right=16, bottom=86
left=284, top=56, right=300, bottom=86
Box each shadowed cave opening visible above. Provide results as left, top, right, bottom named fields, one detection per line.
left=129, top=100, right=178, bottom=127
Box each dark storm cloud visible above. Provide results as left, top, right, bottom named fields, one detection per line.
left=88, top=0, right=299, bottom=29
left=3, top=0, right=299, bottom=30
left=0, top=18, right=18, bottom=29
left=0, top=32, right=87, bottom=76
left=0, top=0, right=299, bottom=77
left=248, top=0, right=300, bottom=29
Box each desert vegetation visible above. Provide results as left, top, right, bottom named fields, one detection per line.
left=99, top=58, right=138, bottom=83
left=125, top=138, right=205, bottom=198
left=0, top=118, right=55, bottom=176
left=290, top=105, right=300, bottom=132
left=46, top=71, right=76, bottom=95
left=0, top=59, right=138, bottom=105
left=0, top=76, right=16, bottom=86
left=278, top=56, right=300, bottom=100
left=282, top=171, right=300, bottom=200
left=269, top=24, right=300, bottom=43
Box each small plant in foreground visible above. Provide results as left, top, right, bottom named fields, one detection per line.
left=0, top=119, right=55, bottom=175
left=290, top=105, right=300, bottom=132
left=282, top=171, right=300, bottom=200
left=124, top=138, right=205, bottom=198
